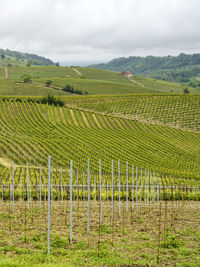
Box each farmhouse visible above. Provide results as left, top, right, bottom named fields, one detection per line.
left=121, top=70, right=133, bottom=79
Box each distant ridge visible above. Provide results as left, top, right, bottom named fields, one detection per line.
left=89, top=53, right=200, bottom=83
left=0, top=48, right=54, bottom=66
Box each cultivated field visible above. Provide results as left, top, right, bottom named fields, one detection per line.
left=0, top=199, right=199, bottom=266
left=0, top=65, right=200, bottom=266
left=0, top=65, right=196, bottom=95
left=0, top=96, right=200, bottom=179
left=0, top=154, right=200, bottom=267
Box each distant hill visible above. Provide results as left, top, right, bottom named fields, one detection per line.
left=0, top=48, right=54, bottom=66
left=89, top=53, right=200, bottom=88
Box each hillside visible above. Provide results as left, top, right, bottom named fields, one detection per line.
left=89, top=53, right=200, bottom=87
left=63, top=94, right=200, bottom=132
left=0, top=48, right=54, bottom=66
left=0, top=95, right=199, bottom=181
left=0, top=65, right=199, bottom=181
left=0, top=65, right=196, bottom=96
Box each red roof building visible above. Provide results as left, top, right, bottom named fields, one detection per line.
left=121, top=70, right=133, bottom=79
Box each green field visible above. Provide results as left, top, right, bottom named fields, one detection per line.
left=0, top=65, right=197, bottom=96
left=0, top=56, right=28, bottom=67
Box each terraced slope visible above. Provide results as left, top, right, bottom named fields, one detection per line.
left=0, top=98, right=199, bottom=181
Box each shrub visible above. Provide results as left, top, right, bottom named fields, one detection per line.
left=183, top=88, right=190, bottom=94
left=21, top=74, right=32, bottom=83
left=63, top=84, right=74, bottom=93
left=62, top=84, right=88, bottom=95
left=40, top=94, right=64, bottom=107
left=45, top=80, right=52, bottom=87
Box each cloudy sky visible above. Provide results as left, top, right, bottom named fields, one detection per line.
left=1, top=0, right=200, bottom=65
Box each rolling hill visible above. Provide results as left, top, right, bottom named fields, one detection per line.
left=89, top=53, right=200, bottom=89
left=0, top=48, right=54, bottom=66
left=0, top=94, right=199, bottom=183
left=0, top=65, right=197, bottom=96
left=0, top=63, right=199, bottom=186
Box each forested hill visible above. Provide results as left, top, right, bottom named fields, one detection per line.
left=89, top=53, right=200, bottom=83
left=0, top=48, right=54, bottom=66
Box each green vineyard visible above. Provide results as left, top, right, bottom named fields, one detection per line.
left=0, top=63, right=200, bottom=267
left=0, top=94, right=200, bottom=184
left=63, top=94, right=200, bottom=132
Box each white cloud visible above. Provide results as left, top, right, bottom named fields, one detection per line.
left=0, top=0, right=200, bottom=65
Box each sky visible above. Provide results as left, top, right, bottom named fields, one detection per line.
left=1, top=0, right=200, bottom=65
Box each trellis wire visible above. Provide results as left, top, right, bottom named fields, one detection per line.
left=126, top=161, right=128, bottom=212
left=136, top=166, right=138, bottom=206
left=1, top=157, right=200, bottom=257
left=77, top=170, right=79, bottom=202
left=20, top=173, right=22, bottom=203
left=47, top=155, right=51, bottom=255
left=112, top=160, right=114, bottom=219
left=144, top=168, right=147, bottom=205
left=40, top=164, right=42, bottom=207
left=70, top=160, right=73, bottom=245
left=99, top=159, right=102, bottom=225
left=61, top=168, right=63, bottom=202
left=83, top=172, right=85, bottom=203
left=150, top=171, right=152, bottom=203
left=51, top=163, right=53, bottom=203
left=27, top=162, right=29, bottom=209
left=87, top=159, right=90, bottom=234
left=12, top=161, right=14, bottom=213
left=118, top=159, right=120, bottom=215
left=140, top=167, right=142, bottom=205
left=2, top=183, right=3, bottom=202
left=132, top=164, right=134, bottom=210
left=9, top=171, right=11, bottom=205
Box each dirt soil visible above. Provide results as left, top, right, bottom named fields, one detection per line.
left=0, top=200, right=199, bottom=266
left=4, top=67, right=8, bottom=79
left=71, top=68, right=82, bottom=76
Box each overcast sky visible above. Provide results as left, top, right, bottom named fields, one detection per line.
left=1, top=0, right=200, bottom=65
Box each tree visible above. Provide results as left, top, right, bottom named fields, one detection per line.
left=63, top=84, right=74, bottom=93
left=62, top=84, right=87, bottom=95
left=55, top=62, right=60, bottom=67
left=21, top=74, right=32, bottom=83
left=40, top=94, right=64, bottom=107
left=183, top=88, right=189, bottom=94
left=26, top=59, right=32, bottom=67
left=45, top=80, right=52, bottom=87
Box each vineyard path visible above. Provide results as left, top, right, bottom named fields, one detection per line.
left=71, top=68, right=82, bottom=76
left=16, top=81, right=62, bottom=91
left=131, top=77, right=144, bottom=87
left=0, top=157, right=11, bottom=167
left=4, top=67, right=8, bottom=79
